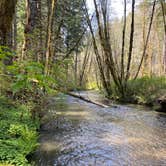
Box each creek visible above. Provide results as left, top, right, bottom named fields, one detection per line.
left=34, top=91, right=166, bottom=166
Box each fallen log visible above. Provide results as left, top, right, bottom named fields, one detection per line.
left=67, top=92, right=109, bottom=108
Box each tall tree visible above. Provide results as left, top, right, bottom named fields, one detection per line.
left=22, top=0, right=40, bottom=60
left=0, top=0, right=17, bottom=47
left=160, top=0, right=166, bottom=73
left=83, top=0, right=110, bottom=94
left=134, top=0, right=156, bottom=79
left=121, top=0, right=127, bottom=80
left=45, top=0, right=56, bottom=75
left=126, top=0, right=135, bottom=80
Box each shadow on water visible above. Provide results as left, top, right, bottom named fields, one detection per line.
left=34, top=92, right=166, bottom=166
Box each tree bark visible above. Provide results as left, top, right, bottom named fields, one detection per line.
left=160, top=0, right=166, bottom=73
left=126, top=0, right=135, bottom=80
left=121, top=0, right=127, bottom=80
left=45, top=0, right=56, bottom=75
left=0, top=0, right=17, bottom=46
left=22, top=0, right=40, bottom=60
left=79, top=42, right=91, bottom=86
left=12, top=11, right=17, bottom=51
left=93, top=0, right=122, bottom=93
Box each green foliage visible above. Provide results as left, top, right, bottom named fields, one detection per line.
left=56, top=0, right=86, bottom=52
left=52, top=59, right=77, bottom=91
left=128, top=76, right=166, bottom=104
left=0, top=96, right=39, bottom=166
left=86, top=81, right=99, bottom=90
left=0, top=46, right=57, bottom=97
left=0, top=48, right=42, bottom=165
left=0, top=46, right=14, bottom=95
left=7, top=61, right=56, bottom=94
left=0, top=46, right=14, bottom=60
left=111, top=76, right=166, bottom=105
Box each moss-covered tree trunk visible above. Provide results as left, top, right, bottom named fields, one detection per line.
left=22, top=0, right=40, bottom=60
left=0, top=0, right=17, bottom=47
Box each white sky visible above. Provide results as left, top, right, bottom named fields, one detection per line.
left=87, top=0, right=133, bottom=19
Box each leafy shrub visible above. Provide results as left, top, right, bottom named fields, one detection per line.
left=0, top=47, right=56, bottom=100
left=0, top=97, right=39, bottom=166
left=51, top=59, right=74, bottom=91
left=111, top=76, right=166, bottom=105
left=127, top=76, right=166, bottom=104
left=8, top=61, right=56, bottom=96
left=0, top=46, right=14, bottom=95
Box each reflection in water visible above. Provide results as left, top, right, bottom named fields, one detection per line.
left=35, top=92, right=166, bottom=166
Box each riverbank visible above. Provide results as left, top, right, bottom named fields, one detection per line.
left=108, top=76, right=166, bottom=112
left=72, top=77, right=166, bottom=112
left=0, top=96, right=39, bottom=166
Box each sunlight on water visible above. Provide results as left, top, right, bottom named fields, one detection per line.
left=35, top=92, right=166, bottom=166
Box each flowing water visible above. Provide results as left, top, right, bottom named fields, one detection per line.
left=34, top=91, right=166, bottom=166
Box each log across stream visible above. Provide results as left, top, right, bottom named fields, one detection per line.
left=67, top=91, right=110, bottom=108
left=34, top=91, right=166, bottom=166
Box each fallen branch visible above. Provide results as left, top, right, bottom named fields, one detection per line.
left=67, top=92, right=109, bottom=108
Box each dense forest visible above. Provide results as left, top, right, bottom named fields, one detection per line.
left=0, top=0, right=166, bottom=165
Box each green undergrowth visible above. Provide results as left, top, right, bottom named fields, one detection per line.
left=0, top=96, right=39, bottom=166
left=111, top=76, right=166, bottom=105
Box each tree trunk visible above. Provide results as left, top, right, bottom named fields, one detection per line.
left=121, top=0, right=127, bottom=80
left=134, top=0, right=156, bottom=79
left=44, top=0, right=56, bottom=75
left=0, top=0, right=17, bottom=47
left=160, top=0, right=166, bottom=74
left=126, top=0, right=135, bottom=80
left=74, top=50, right=78, bottom=86
left=83, top=0, right=111, bottom=95
left=79, top=42, right=91, bottom=87
left=12, top=11, right=17, bottom=51
left=93, top=0, right=122, bottom=93
left=37, top=0, right=43, bottom=62
left=22, top=0, right=39, bottom=60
